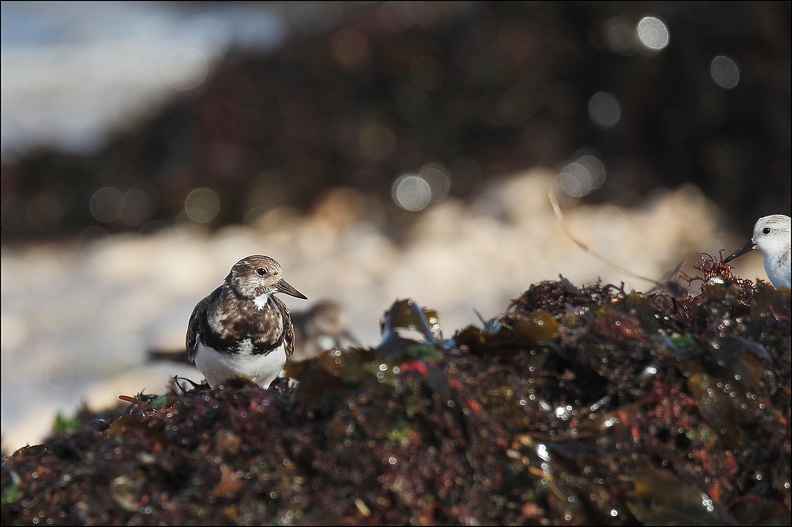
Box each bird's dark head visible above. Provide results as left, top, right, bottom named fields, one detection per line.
left=227, top=255, right=307, bottom=303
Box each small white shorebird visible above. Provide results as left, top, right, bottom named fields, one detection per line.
left=723, top=214, right=791, bottom=289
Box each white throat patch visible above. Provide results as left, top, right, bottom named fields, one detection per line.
left=253, top=292, right=271, bottom=310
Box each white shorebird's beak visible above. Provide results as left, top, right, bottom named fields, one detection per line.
left=723, top=239, right=756, bottom=263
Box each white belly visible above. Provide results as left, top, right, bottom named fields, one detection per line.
left=193, top=340, right=287, bottom=388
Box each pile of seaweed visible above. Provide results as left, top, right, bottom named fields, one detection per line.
left=2, top=255, right=790, bottom=525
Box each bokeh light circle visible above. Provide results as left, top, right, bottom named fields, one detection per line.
left=392, top=174, right=432, bottom=212
left=89, top=187, right=125, bottom=223
left=636, top=16, right=669, bottom=51
left=419, top=163, right=451, bottom=202
left=710, top=55, right=740, bottom=89
left=588, top=92, right=621, bottom=129
left=184, top=187, right=220, bottom=223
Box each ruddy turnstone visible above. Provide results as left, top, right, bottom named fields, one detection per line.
left=186, top=255, right=307, bottom=388
left=290, top=300, right=361, bottom=361
left=723, top=214, right=791, bottom=289
left=149, top=300, right=358, bottom=365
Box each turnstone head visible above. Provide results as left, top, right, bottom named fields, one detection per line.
left=186, top=255, right=307, bottom=388
left=723, top=214, right=791, bottom=289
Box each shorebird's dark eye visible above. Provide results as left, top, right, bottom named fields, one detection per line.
left=256, top=268, right=267, bottom=276
left=762, top=227, right=771, bottom=234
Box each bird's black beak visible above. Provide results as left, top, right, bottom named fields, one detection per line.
left=275, top=278, right=307, bottom=300
left=723, top=239, right=756, bottom=264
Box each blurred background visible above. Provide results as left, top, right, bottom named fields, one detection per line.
left=2, top=1, right=790, bottom=452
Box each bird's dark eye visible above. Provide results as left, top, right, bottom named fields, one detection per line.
left=763, top=227, right=771, bottom=234
left=256, top=268, right=267, bottom=276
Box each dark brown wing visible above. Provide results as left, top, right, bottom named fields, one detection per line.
left=272, top=295, right=296, bottom=359
left=284, top=315, right=296, bottom=360
left=186, top=286, right=221, bottom=363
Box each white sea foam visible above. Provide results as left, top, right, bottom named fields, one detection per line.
left=0, top=170, right=754, bottom=452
